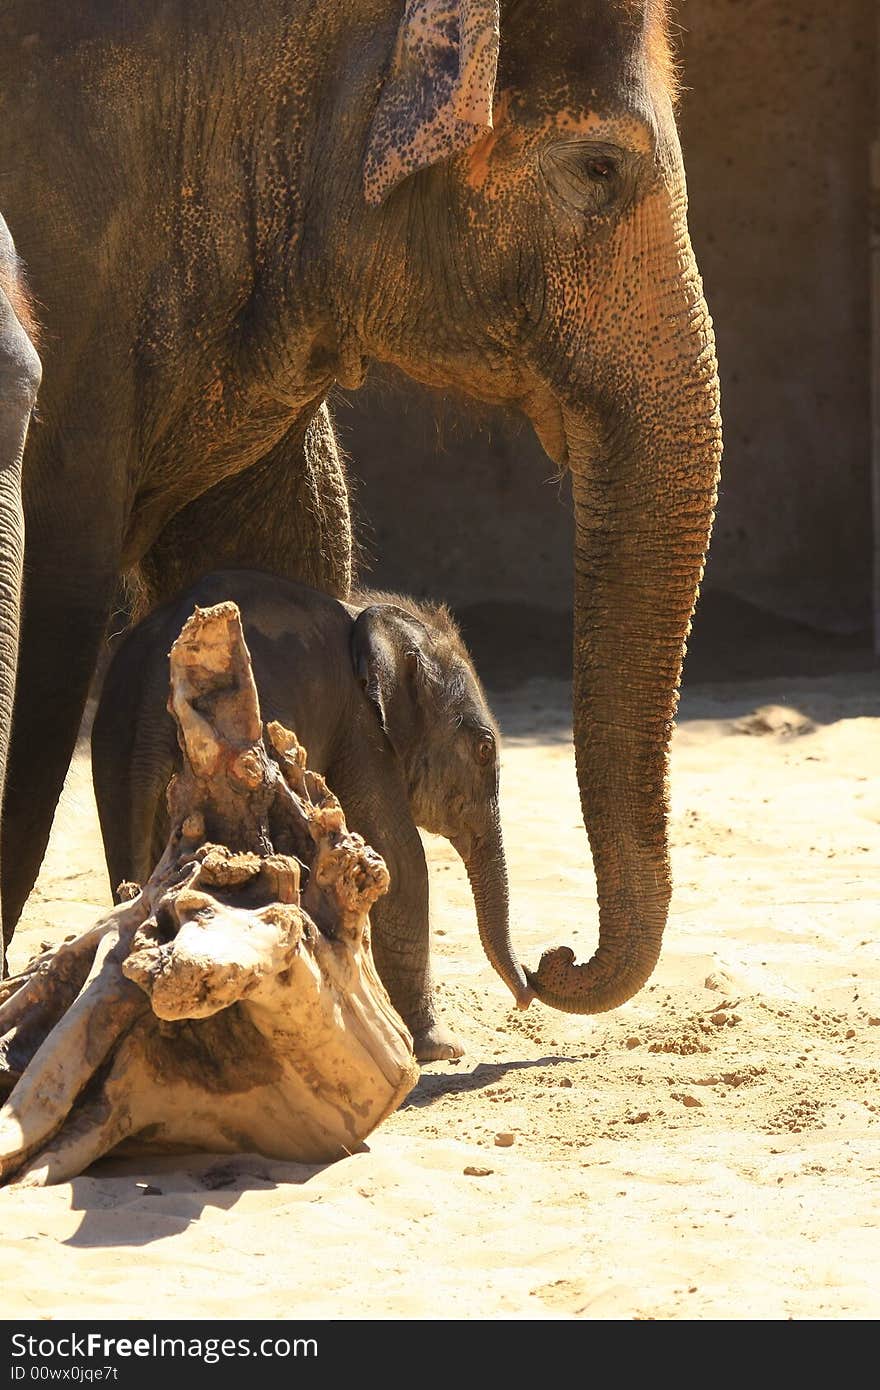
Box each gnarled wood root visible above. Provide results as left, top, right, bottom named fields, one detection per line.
left=0, top=602, right=418, bottom=1187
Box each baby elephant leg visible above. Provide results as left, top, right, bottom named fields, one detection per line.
left=333, top=767, right=464, bottom=1063
left=369, top=892, right=464, bottom=1064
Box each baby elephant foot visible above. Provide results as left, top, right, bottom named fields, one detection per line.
left=410, top=1019, right=465, bottom=1064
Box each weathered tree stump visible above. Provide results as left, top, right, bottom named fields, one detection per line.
left=0, top=602, right=419, bottom=1187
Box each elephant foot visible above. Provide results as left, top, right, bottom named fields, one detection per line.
left=411, top=1019, right=465, bottom=1064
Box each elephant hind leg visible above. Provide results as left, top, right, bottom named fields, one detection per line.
left=92, top=619, right=179, bottom=896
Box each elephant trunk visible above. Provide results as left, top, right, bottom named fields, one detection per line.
left=527, top=317, right=722, bottom=1014
left=456, top=808, right=534, bottom=1010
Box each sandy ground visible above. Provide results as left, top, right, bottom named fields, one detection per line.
left=3, top=667, right=880, bottom=1321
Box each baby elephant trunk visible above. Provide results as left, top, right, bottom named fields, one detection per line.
left=456, top=809, right=533, bottom=1010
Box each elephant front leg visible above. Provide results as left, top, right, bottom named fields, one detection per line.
left=371, top=893, right=465, bottom=1064
left=333, top=759, right=464, bottom=1063
left=135, top=402, right=353, bottom=610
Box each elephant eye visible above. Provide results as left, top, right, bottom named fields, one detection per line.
left=541, top=141, right=625, bottom=218
left=475, top=735, right=495, bottom=766
left=585, top=156, right=616, bottom=181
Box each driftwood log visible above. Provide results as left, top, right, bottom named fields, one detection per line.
left=0, top=602, right=418, bottom=1187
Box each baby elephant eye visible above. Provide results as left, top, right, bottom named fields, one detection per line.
left=475, top=735, right=495, bottom=766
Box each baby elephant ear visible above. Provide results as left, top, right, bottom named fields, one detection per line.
left=351, top=605, right=434, bottom=758
left=364, top=0, right=501, bottom=205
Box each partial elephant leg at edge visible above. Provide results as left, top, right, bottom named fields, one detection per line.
left=2, top=541, right=119, bottom=952
left=0, top=285, right=41, bottom=974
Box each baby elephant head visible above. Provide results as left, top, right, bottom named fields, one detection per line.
left=351, top=599, right=532, bottom=1009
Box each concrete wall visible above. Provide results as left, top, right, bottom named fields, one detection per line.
left=337, top=376, right=571, bottom=611
left=339, top=0, right=875, bottom=635
left=680, top=0, right=874, bottom=633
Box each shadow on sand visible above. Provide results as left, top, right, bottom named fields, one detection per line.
left=60, top=1054, right=577, bottom=1247
left=61, top=1152, right=327, bottom=1249
left=403, top=1052, right=580, bottom=1107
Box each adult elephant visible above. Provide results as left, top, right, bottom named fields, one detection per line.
left=0, top=1, right=722, bottom=1025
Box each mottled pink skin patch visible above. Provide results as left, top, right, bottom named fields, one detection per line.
left=364, top=0, right=500, bottom=204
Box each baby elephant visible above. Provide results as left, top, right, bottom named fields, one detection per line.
left=91, top=570, right=532, bottom=1062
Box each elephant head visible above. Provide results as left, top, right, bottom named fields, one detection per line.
left=351, top=598, right=532, bottom=1009
left=352, top=0, right=722, bottom=1012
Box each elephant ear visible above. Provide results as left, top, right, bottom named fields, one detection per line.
left=364, top=0, right=501, bottom=205
left=351, top=605, right=436, bottom=759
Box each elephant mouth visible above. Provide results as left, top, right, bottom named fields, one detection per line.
left=522, top=389, right=568, bottom=468
left=449, top=828, right=467, bottom=852
left=450, top=829, right=479, bottom=863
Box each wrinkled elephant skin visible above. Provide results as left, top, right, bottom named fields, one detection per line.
left=0, top=3, right=721, bottom=1014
